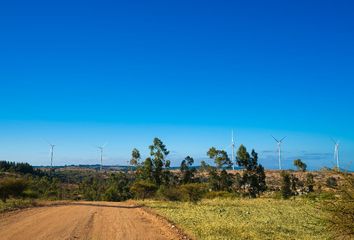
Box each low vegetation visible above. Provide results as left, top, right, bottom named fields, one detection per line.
left=0, top=199, right=37, bottom=213
left=142, top=198, right=330, bottom=240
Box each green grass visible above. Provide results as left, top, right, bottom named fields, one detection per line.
left=142, top=198, right=331, bottom=240
left=0, top=199, right=37, bottom=213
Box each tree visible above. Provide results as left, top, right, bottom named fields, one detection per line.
left=141, top=157, right=153, bottom=182
left=180, top=156, right=195, bottom=184
left=149, top=138, right=170, bottom=186
left=236, top=146, right=266, bottom=197
left=236, top=145, right=250, bottom=170
left=219, top=169, right=233, bottom=191
left=207, top=147, right=232, bottom=169
left=293, top=159, right=307, bottom=171
left=130, top=148, right=141, bottom=166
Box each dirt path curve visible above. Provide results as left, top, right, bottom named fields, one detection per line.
left=0, top=201, right=180, bottom=240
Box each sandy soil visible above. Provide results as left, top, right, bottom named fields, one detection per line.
left=0, top=201, right=180, bottom=240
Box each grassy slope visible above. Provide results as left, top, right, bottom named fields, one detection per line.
left=142, top=198, right=330, bottom=240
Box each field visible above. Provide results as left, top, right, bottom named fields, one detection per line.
left=142, top=198, right=331, bottom=240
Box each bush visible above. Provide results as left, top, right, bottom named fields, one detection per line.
left=305, top=173, right=314, bottom=193
left=326, top=177, right=338, bottom=188
left=280, top=172, right=292, bottom=199
left=156, top=185, right=183, bottom=201
left=22, top=189, right=39, bottom=199
left=180, top=183, right=208, bottom=203
left=130, top=180, right=157, bottom=200
left=0, top=178, right=28, bottom=202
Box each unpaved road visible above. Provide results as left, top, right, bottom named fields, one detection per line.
left=0, top=201, right=180, bottom=240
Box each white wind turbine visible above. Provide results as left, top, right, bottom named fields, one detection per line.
left=97, top=143, right=108, bottom=171
left=45, top=140, right=56, bottom=169
left=331, top=138, right=340, bottom=171
left=272, top=136, right=286, bottom=170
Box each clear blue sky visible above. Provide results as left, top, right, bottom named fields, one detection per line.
left=0, top=0, right=353, bottom=170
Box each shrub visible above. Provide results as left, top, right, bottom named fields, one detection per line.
left=180, top=183, right=208, bottom=203
left=326, top=177, right=338, bottom=188
left=156, top=185, right=183, bottom=201
left=130, top=180, right=157, bottom=200
left=0, top=178, right=28, bottom=202
left=280, top=172, right=292, bottom=199
left=22, top=189, right=39, bottom=199
left=305, top=173, right=315, bottom=193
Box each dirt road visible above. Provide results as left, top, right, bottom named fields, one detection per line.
left=0, top=201, right=181, bottom=240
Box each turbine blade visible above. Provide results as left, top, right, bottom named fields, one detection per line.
left=280, top=136, right=287, bottom=142
left=272, top=135, right=279, bottom=142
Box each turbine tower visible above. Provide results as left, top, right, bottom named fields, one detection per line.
left=231, top=130, right=235, bottom=170
left=331, top=138, right=340, bottom=171
left=48, top=143, right=55, bottom=169
left=97, top=143, right=107, bottom=171
left=45, top=140, right=55, bottom=169
left=272, top=136, right=286, bottom=170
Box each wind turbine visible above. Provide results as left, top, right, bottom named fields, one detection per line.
left=331, top=138, right=340, bottom=171
left=272, top=136, right=286, bottom=170
left=45, top=140, right=55, bottom=169
left=97, top=143, right=107, bottom=171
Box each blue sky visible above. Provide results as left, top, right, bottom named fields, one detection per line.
left=0, top=0, right=353, bottom=169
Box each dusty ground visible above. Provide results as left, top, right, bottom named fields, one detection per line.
left=0, top=201, right=181, bottom=240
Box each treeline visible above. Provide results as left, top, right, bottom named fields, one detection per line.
left=0, top=161, right=43, bottom=176
left=122, top=138, right=267, bottom=200
left=0, top=138, right=346, bottom=203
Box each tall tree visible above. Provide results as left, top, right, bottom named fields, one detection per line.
left=207, top=147, right=232, bottom=169
left=149, top=138, right=170, bottom=185
left=130, top=148, right=141, bottom=166
left=236, top=145, right=250, bottom=169
left=180, top=156, right=195, bottom=184
left=142, top=158, right=153, bottom=182
left=236, top=145, right=266, bottom=197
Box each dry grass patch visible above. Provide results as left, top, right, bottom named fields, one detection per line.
left=142, top=198, right=330, bottom=240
